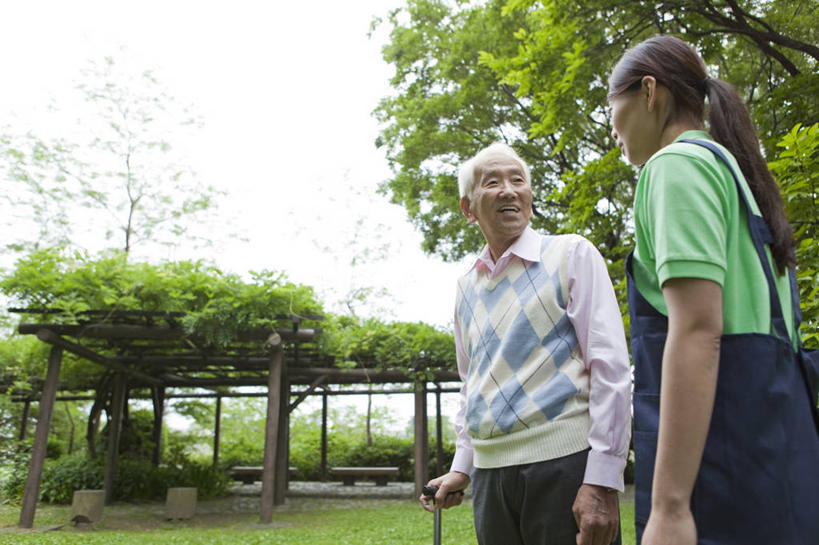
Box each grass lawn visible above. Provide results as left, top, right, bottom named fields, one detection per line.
left=0, top=497, right=636, bottom=545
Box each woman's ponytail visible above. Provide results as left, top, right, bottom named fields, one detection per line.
left=706, top=78, right=795, bottom=272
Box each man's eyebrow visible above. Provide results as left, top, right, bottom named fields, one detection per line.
left=480, top=165, right=524, bottom=180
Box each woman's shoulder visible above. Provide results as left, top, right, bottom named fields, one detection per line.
left=644, top=131, right=736, bottom=186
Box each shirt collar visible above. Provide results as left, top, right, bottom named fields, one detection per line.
left=472, top=226, right=541, bottom=274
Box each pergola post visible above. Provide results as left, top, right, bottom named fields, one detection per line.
left=213, top=395, right=222, bottom=466
left=321, top=390, right=328, bottom=481
left=19, top=399, right=31, bottom=441
left=413, top=382, right=429, bottom=499
left=435, top=385, right=444, bottom=476
left=274, top=368, right=289, bottom=505
left=260, top=345, right=283, bottom=524
left=19, top=345, right=62, bottom=528
left=151, top=386, right=165, bottom=466
left=104, top=373, right=128, bottom=505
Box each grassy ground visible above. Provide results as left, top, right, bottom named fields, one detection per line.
left=0, top=496, right=636, bottom=545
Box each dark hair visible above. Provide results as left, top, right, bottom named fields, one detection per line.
left=609, top=35, right=794, bottom=272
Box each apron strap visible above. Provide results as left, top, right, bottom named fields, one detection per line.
left=678, top=139, right=791, bottom=344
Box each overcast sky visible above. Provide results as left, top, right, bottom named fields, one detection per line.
left=0, top=0, right=471, bottom=329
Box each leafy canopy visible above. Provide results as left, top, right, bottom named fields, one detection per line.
left=374, top=0, right=817, bottom=340
left=0, top=249, right=456, bottom=392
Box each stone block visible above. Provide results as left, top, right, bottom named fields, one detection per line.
left=165, top=487, right=197, bottom=519
left=71, top=489, right=105, bottom=524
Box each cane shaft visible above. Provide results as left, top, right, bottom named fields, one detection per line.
left=433, top=508, right=442, bottom=545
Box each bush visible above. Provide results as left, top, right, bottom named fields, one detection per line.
left=39, top=454, right=103, bottom=503
left=2, top=452, right=231, bottom=504
left=288, top=429, right=455, bottom=482
left=0, top=453, right=30, bottom=503
left=346, top=436, right=416, bottom=481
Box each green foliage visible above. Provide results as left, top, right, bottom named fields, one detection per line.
left=0, top=451, right=230, bottom=505
left=38, top=454, right=104, bottom=503
left=770, top=123, right=819, bottom=345
left=321, top=316, right=456, bottom=378
left=346, top=436, right=416, bottom=481
left=375, top=0, right=818, bottom=285
left=1, top=248, right=323, bottom=350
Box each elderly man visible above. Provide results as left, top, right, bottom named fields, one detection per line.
left=420, top=143, right=631, bottom=545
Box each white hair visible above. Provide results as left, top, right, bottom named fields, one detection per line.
left=457, top=142, right=531, bottom=199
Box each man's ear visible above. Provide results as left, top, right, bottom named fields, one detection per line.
left=461, top=196, right=476, bottom=223
left=641, top=75, right=658, bottom=112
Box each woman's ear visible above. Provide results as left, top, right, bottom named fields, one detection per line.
left=641, top=75, right=658, bottom=112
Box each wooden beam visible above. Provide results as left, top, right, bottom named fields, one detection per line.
left=321, top=391, right=328, bottom=482
left=34, top=329, right=164, bottom=386
left=12, top=386, right=462, bottom=403
left=104, top=374, right=127, bottom=505
left=260, top=347, right=283, bottom=524
left=19, top=346, right=62, bottom=528
left=274, top=368, right=289, bottom=505
left=151, top=386, right=164, bottom=467
left=19, top=399, right=31, bottom=441
left=288, top=375, right=327, bottom=412
left=19, top=323, right=318, bottom=342
left=413, top=383, right=429, bottom=499
left=435, top=386, right=444, bottom=477
left=213, top=395, right=222, bottom=466
left=166, top=368, right=460, bottom=388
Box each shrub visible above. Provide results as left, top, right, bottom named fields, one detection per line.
left=3, top=451, right=231, bottom=504
left=39, top=454, right=103, bottom=503
left=346, top=435, right=415, bottom=481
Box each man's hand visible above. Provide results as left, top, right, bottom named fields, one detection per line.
left=572, top=483, right=619, bottom=545
left=419, top=471, right=469, bottom=513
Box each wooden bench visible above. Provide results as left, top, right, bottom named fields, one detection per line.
left=229, top=466, right=297, bottom=484
left=330, top=466, right=400, bottom=486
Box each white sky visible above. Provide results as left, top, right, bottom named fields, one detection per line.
left=0, top=1, right=468, bottom=429
left=0, top=0, right=471, bottom=329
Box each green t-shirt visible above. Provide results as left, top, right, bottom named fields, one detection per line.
left=632, top=130, right=795, bottom=342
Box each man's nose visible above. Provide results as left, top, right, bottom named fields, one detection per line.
left=498, top=179, right=515, bottom=196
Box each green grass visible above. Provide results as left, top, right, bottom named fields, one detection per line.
left=0, top=498, right=636, bottom=545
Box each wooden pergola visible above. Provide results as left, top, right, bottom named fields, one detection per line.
left=9, top=310, right=459, bottom=527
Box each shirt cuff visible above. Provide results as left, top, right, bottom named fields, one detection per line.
left=657, top=260, right=725, bottom=288
left=450, top=447, right=474, bottom=476
left=583, top=449, right=627, bottom=492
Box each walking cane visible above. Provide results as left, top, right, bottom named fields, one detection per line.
left=422, top=486, right=465, bottom=545
left=422, top=485, right=443, bottom=545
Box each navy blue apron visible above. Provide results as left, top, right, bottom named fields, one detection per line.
left=627, top=140, right=819, bottom=544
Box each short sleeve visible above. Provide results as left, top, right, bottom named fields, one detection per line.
left=642, top=149, right=730, bottom=287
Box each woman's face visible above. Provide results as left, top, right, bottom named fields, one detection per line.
left=609, top=86, right=662, bottom=166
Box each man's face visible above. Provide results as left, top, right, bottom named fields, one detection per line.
left=461, top=154, right=533, bottom=252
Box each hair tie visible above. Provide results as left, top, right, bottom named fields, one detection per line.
left=702, top=76, right=712, bottom=92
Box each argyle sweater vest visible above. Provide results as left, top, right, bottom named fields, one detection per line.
left=455, top=234, right=591, bottom=468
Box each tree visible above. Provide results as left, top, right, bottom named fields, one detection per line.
left=0, top=54, right=221, bottom=258
left=374, top=0, right=817, bottom=266
left=770, top=124, right=819, bottom=343
left=374, top=0, right=818, bottom=332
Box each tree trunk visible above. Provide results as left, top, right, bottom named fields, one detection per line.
left=86, top=373, right=113, bottom=458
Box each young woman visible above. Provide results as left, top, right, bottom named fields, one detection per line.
left=607, top=35, right=819, bottom=544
